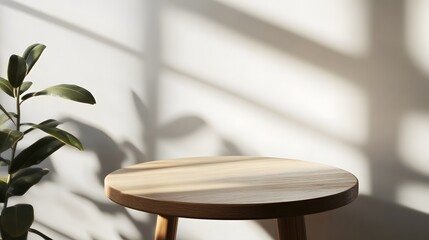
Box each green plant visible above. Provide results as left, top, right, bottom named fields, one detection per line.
left=0, top=44, right=96, bottom=239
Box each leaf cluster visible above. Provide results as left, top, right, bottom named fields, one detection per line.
left=0, top=44, right=95, bottom=239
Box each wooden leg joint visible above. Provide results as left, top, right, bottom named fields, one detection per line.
left=155, top=215, right=178, bottom=240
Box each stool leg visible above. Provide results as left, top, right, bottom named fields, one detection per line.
left=277, top=216, right=307, bottom=240
left=155, top=215, right=178, bottom=240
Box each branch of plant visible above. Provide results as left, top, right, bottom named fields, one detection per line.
left=6, top=87, right=22, bottom=208
left=29, top=228, right=53, bottom=240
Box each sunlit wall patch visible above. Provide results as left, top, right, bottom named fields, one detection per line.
left=213, top=0, right=369, bottom=57
left=161, top=5, right=368, bottom=145
left=397, top=181, right=429, bottom=215
left=406, top=0, right=429, bottom=80
left=398, top=112, right=429, bottom=176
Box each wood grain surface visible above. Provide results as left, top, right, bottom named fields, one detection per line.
left=105, top=156, right=358, bottom=220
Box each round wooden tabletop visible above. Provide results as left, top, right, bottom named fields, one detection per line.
left=105, top=156, right=358, bottom=220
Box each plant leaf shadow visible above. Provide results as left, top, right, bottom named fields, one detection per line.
left=41, top=117, right=154, bottom=240
left=158, top=116, right=207, bottom=139
left=4, top=0, right=429, bottom=239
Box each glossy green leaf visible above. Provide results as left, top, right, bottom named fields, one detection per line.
left=0, top=180, right=7, bottom=203
left=0, top=77, right=14, bottom=97
left=23, top=119, right=62, bottom=134
left=1, top=204, right=34, bottom=237
left=0, top=104, right=15, bottom=126
left=21, top=84, right=96, bottom=104
left=0, top=228, right=28, bottom=240
left=0, top=112, right=17, bottom=126
left=7, top=55, right=27, bottom=88
left=0, top=113, right=12, bottom=126
left=9, top=137, right=64, bottom=174
left=24, top=124, right=83, bottom=150
left=0, top=103, right=7, bottom=115
left=23, top=44, right=46, bottom=74
left=0, top=129, right=23, bottom=153
left=0, top=156, right=11, bottom=166
left=19, top=82, right=32, bottom=94
left=8, top=168, right=49, bottom=196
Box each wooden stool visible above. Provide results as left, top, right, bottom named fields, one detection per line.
left=105, top=156, right=358, bottom=240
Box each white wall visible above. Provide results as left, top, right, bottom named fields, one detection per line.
left=1, top=0, right=429, bottom=239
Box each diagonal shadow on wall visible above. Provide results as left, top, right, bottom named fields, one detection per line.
left=3, top=0, right=429, bottom=239
left=165, top=0, right=429, bottom=239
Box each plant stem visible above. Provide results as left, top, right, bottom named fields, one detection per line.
left=29, top=228, right=53, bottom=240
left=11, top=88, right=21, bottom=160
left=4, top=88, right=21, bottom=209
